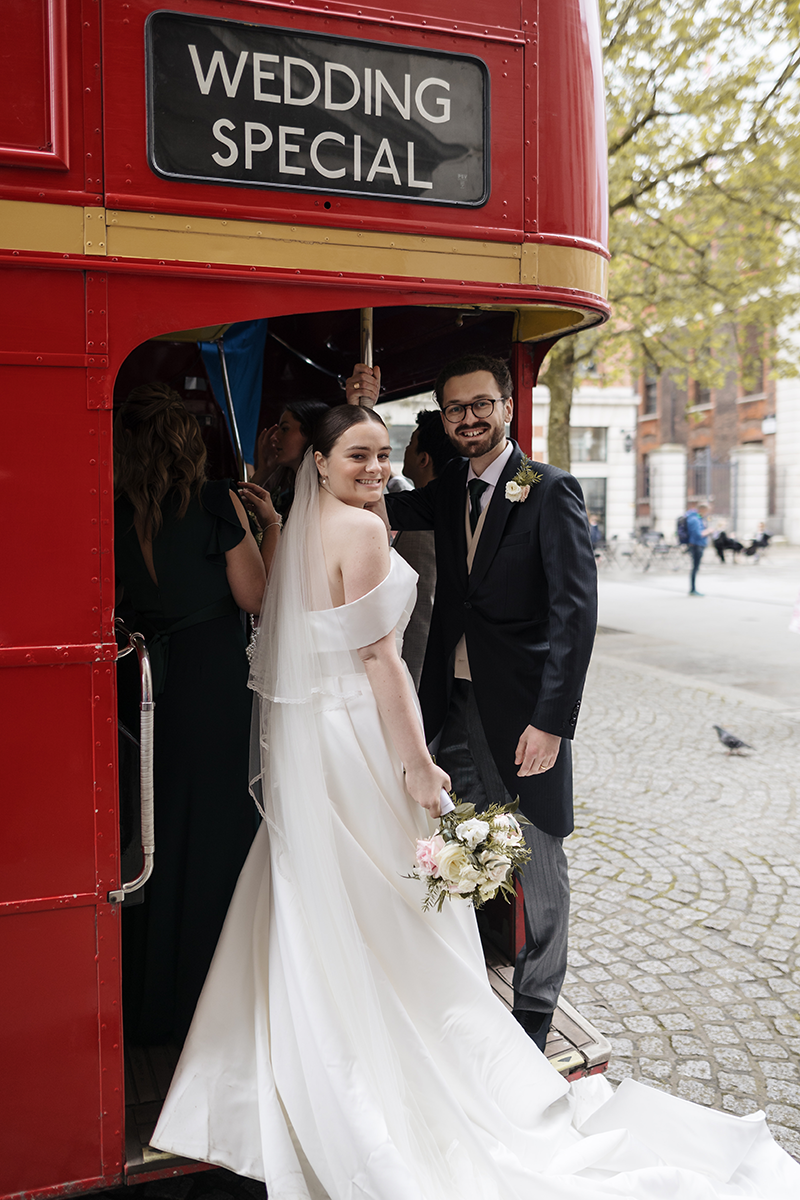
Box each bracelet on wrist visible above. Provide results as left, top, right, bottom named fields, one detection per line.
left=261, top=519, right=282, bottom=532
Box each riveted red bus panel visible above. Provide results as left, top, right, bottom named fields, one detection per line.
left=0, top=0, right=103, bottom=206
left=102, top=0, right=526, bottom=241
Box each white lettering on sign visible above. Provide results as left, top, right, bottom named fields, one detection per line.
left=407, top=141, right=432, bottom=189
left=415, top=78, right=451, bottom=123
left=253, top=53, right=280, bottom=102
left=206, top=121, right=434, bottom=190
left=188, top=45, right=248, bottom=97
left=283, top=58, right=321, bottom=107
left=366, top=138, right=401, bottom=185
left=375, top=71, right=410, bottom=120
left=245, top=122, right=273, bottom=169
left=211, top=118, right=239, bottom=165
left=188, top=47, right=454, bottom=126
left=279, top=126, right=305, bottom=175
left=150, top=12, right=489, bottom=205
left=310, top=131, right=346, bottom=179
left=324, top=62, right=360, bottom=111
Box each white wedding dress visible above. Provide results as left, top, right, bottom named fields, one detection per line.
left=152, top=461, right=799, bottom=1199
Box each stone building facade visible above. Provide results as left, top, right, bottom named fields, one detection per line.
left=634, top=348, right=779, bottom=542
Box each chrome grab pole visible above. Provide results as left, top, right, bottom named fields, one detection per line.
left=109, top=623, right=155, bottom=903
left=360, top=308, right=374, bottom=369
left=213, top=336, right=246, bottom=481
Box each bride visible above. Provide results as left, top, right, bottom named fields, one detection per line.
left=153, top=405, right=799, bottom=1198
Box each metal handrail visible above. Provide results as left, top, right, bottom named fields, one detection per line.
left=212, top=336, right=245, bottom=481
left=109, top=621, right=155, bottom=903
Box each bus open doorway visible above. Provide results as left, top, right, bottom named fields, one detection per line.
left=111, top=304, right=609, bottom=1177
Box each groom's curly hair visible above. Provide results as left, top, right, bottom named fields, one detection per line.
left=434, top=355, right=513, bottom=408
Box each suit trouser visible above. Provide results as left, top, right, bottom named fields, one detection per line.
left=435, top=678, right=570, bottom=1015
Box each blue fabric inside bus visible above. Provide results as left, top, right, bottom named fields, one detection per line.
left=201, top=319, right=267, bottom=465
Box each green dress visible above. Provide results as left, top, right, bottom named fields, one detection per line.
left=115, top=481, right=257, bottom=1044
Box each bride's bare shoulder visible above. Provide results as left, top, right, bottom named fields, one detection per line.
left=324, top=503, right=386, bottom=542
left=323, top=505, right=389, bottom=599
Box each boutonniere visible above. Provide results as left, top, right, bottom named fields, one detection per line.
left=504, top=455, right=543, bottom=503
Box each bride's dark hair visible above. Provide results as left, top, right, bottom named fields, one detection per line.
left=313, top=403, right=387, bottom=458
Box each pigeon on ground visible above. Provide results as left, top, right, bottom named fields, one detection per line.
left=713, top=725, right=753, bottom=755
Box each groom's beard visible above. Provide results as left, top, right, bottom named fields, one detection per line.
left=448, top=421, right=506, bottom=459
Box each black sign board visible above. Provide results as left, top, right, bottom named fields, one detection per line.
left=146, top=11, right=490, bottom=206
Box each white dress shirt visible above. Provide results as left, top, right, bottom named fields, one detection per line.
left=454, top=440, right=514, bottom=680
left=466, top=440, right=514, bottom=514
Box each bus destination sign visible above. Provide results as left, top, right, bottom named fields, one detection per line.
left=146, top=12, right=490, bottom=207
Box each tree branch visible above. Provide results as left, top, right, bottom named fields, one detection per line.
left=608, top=102, right=663, bottom=157
left=610, top=149, right=727, bottom=214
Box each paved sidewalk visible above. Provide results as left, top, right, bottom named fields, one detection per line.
left=595, top=543, right=800, bottom=710
left=568, top=651, right=800, bottom=1158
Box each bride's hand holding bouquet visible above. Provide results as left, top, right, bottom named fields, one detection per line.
left=403, top=758, right=451, bottom=817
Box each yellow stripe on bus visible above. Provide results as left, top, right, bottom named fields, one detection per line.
left=0, top=198, right=608, bottom=300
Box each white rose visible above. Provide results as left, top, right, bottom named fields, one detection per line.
left=493, top=830, right=522, bottom=849
left=436, top=841, right=471, bottom=885
left=479, top=880, right=500, bottom=902
left=493, top=813, right=519, bottom=831
left=455, top=818, right=491, bottom=850
left=492, top=814, right=524, bottom=847
left=505, top=480, right=523, bottom=502
left=478, top=850, right=513, bottom=884
left=454, top=862, right=481, bottom=894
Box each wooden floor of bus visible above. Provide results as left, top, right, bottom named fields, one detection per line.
left=124, top=944, right=605, bottom=1176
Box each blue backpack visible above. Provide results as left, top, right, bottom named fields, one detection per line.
left=676, top=514, right=690, bottom=545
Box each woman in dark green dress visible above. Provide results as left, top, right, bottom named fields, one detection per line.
left=114, top=383, right=279, bottom=1044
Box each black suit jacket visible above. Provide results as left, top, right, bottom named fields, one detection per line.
left=386, top=441, right=597, bottom=837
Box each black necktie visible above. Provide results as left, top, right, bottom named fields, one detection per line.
left=468, top=479, right=489, bottom=534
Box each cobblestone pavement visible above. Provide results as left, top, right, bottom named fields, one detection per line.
left=101, top=634, right=800, bottom=1200
left=568, top=652, right=800, bottom=1159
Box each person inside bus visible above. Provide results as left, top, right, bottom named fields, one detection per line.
left=250, top=398, right=329, bottom=518
left=114, top=382, right=279, bottom=1045
left=393, top=408, right=458, bottom=688
left=152, top=403, right=798, bottom=1198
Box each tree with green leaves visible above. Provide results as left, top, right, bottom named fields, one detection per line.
left=541, top=0, right=800, bottom=470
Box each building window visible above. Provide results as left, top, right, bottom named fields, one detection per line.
left=691, top=446, right=711, bottom=497
left=694, top=384, right=711, bottom=407
left=740, top=323, right=765, bottom=396
left=741, top=357, right=764, bottom=396
left=640, top=453, right=650, bottom=499
left=570, top=427, right=607, bottom=463
left=642, top=366, right=658, bottom=414
left=577, top=477, right=607, bottom=532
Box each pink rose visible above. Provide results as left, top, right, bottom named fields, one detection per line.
left=416, top=834, right=446, bottom=876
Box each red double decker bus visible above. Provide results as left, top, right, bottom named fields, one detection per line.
left=0, top=2, right=609, bottom=1195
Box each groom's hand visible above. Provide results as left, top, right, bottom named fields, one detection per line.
left=345, top=363, right=380, bottom=407
left=515, top=726, right=561, bottom=776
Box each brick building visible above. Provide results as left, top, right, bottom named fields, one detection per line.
left=635, top=339, right=777, bottom=542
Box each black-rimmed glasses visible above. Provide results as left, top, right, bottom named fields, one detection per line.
left=442, top=398, right=506, bottom=423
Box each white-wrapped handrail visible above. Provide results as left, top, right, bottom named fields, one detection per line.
left=109, top=623, right=155, bottom=903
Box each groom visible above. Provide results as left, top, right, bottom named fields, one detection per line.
left=347, top=354, right=597, bottom=1050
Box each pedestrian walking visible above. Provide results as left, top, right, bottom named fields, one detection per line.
left=686, top=502, right=709, bottom=595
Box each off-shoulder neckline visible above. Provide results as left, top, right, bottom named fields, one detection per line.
left=314, top=551, right=404, bottom=615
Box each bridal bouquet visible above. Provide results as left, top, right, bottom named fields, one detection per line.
left=409, top=799, right=531, bottom=912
